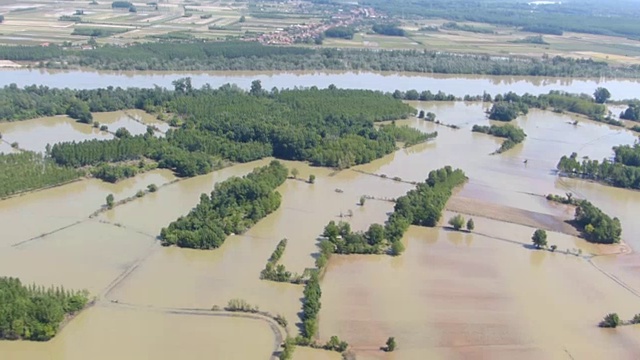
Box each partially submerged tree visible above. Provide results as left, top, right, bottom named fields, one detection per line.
left=448, top=214, right=465, bottom=230
left=466, top=218, right=474, bottom=231
left=531, top=229, right=548, bottom=248
left=599, top=313, right=621, bottom=328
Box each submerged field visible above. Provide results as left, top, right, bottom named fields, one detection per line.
left=1, top=96, right=640, bottom=359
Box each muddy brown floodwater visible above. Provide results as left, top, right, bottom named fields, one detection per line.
left=2, top=93, right=640, bottom=359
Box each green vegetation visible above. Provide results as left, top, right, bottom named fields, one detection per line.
left=111, top=1, right=132, bottom=8
left=379, top=122, right=437, bottom=147
left=300, top=271, right=321, bottom=339
left=260, top=239, right=300, bottom=283
left=322, top=167, right=466, bottom=255
left=0, top=152, right=81, bottom=199
left=488, top=91, right=610, bottom=123
left=472, top=124, right=526, bottom=154
left=510, top=35, right=548, bottom=45
left=279, top=338, right=296, bottom=360
left=0, top=277, right=89, bottom=341
left=620, top=103, right=640, bottom=121
left=574, top=200, right=621, bottom=245
left=466, top=218, right=475, bottom=231
left=545, top=191, right=621, bottom=244
left=147, top=183, right=158, bottom=192
left=90, top=163, right=139, bottom=183
left=106, top=193, right=114, bottom=209
left=160, top=161, right=287, bottom=249
left=324, top=26, right=355, bottom=40
left=488, top=102, right=529, bottom=121
left=593, top=87, right=611, bottom=104
left=599, top=313, right=621, bottom=328
left=442, top=22, right=494, bottom=34
left=448, top=214, right=465, bottom=230
left=372, top=23, right=405, bottom=36
left=557, top=146, right=640, bottom=189
left=364, top=0, right=640, bottom=39
left=59, top=15, right=82, bottom=22
left=0, top=42, right=634, bottom=77
left=71, top=27, right=129, bottom=38
left=531, top=229, right=548, bottom=249
left=384, top=337, right=397, bottom=352
left=308, top=174, right=315, bottom=184
left=225, top=298, right=259, bottom=313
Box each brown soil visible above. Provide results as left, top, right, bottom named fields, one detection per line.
left=446, top=195, right=580, bottom=236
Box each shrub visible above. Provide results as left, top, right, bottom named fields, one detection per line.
left=599, top=313, right=621, bottom=328
left=448, top=214, right=465, bottom=230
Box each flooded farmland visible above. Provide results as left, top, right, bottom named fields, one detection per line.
left=1, top=77, right=640, bottom=359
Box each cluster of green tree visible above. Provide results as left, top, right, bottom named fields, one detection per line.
left=58, top=15, right=82, bottom=22
left=521, top=25, right=562, bottom=36
left=324, top=26, right=355, bottom=40
left=225, top=298, right=259, bottom=313
left=472, top=124, right=526, bottom=154
left=391, top=89, right=458, bottom=101
left=371, top=23, right=405, bottom=36
left=573, top=200, right=622, bottom=244
left=0, top=84, right=176, bottom=122
left=510, top=35, right=548, bottom=45
left=260, top=239, right=296, bottom=283
left=50, top=136, right=153, bottom=167
left=1, top=41, right=637, bottom=77
left=379, top=122, right=436, bottom=147
left=300, top=271, right=321, bottom=339
left=71, top=27, right=128, bottom=37
left=488, top=90, right=609, bottom=122
left=0, top=152, right=81, bottom=199
left=363, top=0, right=640, bottom=39
left=620, top=103, right=640, bottom=121
left=448, top=214, right=474, bottom=231
left=165, top=84, right=415, bottom=169
left=442, top=22, right=495, bottom=34
left=546, top=192, right=579, bottom=205
left=90, top=163, right=140, bottom=183
left=557, top=149, right=640, bottom=189
left=321, top=167, right=466, bottom=256
left=488, top=102, right=529, bottom=121
left=599, top=313, right=640, bottom=328
left=0, top=277, right=89, bottom=341
left=159, top=161, right=288, bottom=249
left=393, top=166, right=467, bottom=227
left=111, top=1, right=132, bottom=8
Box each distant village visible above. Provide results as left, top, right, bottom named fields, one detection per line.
left=257, top=7, right=379, bottom=45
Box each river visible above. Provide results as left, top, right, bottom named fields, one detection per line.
left=1, top=69, right=639, bottom=100
left=1, top=73, right=640, bottom=359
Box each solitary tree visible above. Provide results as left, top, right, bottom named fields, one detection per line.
left=106, top=194, right=115, bottom=209
left=531, top=229, right=548, bottom=248
left=418, top=110, right=425, bottom=118
left=308, top=174, right=315, bottom=184
left=385, top=337, right=397, bottom=352
left=448, top=214, right=465, bottom=230
left=239, top=15, right=246, bottom=22
left=249, top=79, right=262, bottom=96
left=0, top=15, right=4, bottom=24
left=466, top=218, right=475, bottom=231
left=593, top=87, right=611, bottom=104
left=290, top=168, right=299, bottom=179
left=599, top=313, right=621, bottom=328
left=359, top=196, right=366, bottom=206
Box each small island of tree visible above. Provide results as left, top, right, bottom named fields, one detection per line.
left=308, top=174, right=315, bottom=184
left=599, top=313, right=621, bottom=328
left=531, top=229, right=548, bottom=249
left=290, top=168, right=299, bottom=179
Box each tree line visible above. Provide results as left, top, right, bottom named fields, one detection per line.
left=487, top=90, right=609, bottom=122
left=159, top=161, right=288, bottom=249
left=0, top=277, right=89, bottom=341
left=557, top=146, right=640, bottom=189
left=321, top=166, right=467, bottom=256
left=472, top=124, right=527, bottom=154
left=260, top=239, right=299, bottom=283
left=1, top=42, right=638, bottom=77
